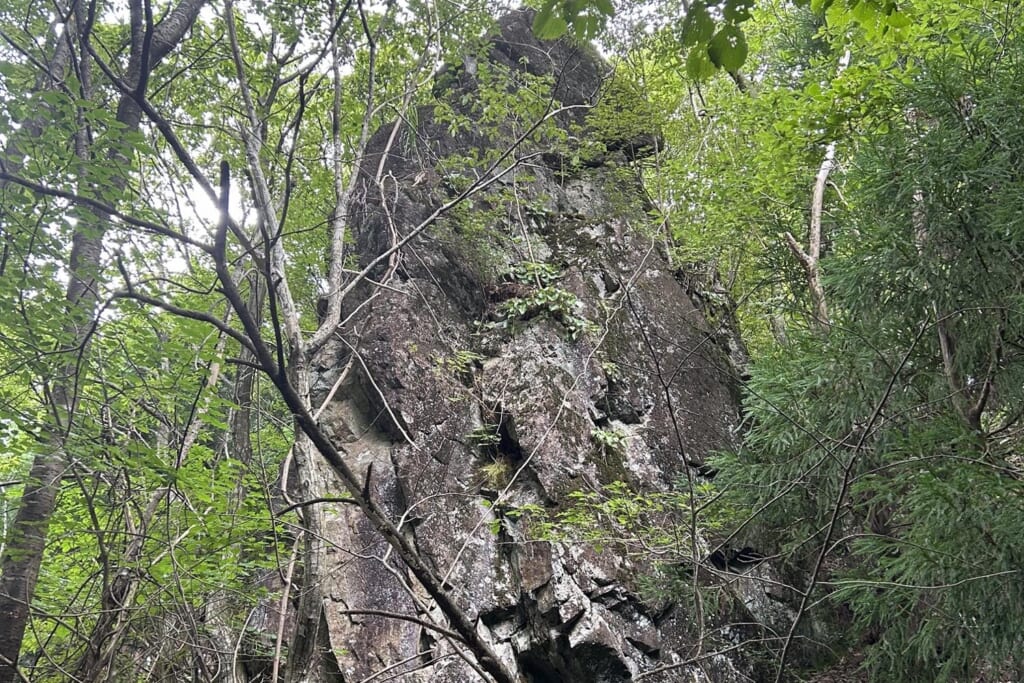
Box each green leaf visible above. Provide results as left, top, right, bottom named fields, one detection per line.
left=723, top=0, right=754, bottom=23
left=685, top=47, right=716, bottom=80
left=533, top=4, right=569, bottom=39
left=886, top=10, right=911, bottom=28
left=708, top=25, right=749, bottom=72
left=574, top=14, right=603, bottom=39
left=680, top=3, right=715, bottom=48
left=40, top=91, right=67, bottom=107
left=593, top=0, right=615, bottom=16
left=850, top=0, right=880, bottom=24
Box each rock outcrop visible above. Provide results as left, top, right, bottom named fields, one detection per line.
left=299, top=11, right=775, bottom=682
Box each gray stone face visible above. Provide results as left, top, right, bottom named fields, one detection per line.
left=302, top=10, right=775, bottom=682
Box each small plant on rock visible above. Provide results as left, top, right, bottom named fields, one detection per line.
left=467, top=425, right=501, bottom=448
left=591, top=426, right=628, bottom=455
left=478, top=457, right=513, bottom=490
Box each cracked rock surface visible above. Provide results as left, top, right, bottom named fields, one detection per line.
left=298, top=10, right=778, bottom=682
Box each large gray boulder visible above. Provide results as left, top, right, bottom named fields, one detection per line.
left=299, top=10, right=775, bottom=682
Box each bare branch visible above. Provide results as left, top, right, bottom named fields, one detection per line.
left=337, top=610, right=465, bottom=644
left=0, top=171, right=211, bottom=253
left=784, top=141, right=835, bottom=330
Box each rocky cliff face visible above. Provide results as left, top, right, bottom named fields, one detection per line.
left=297, top=11, right=774, bottom=682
